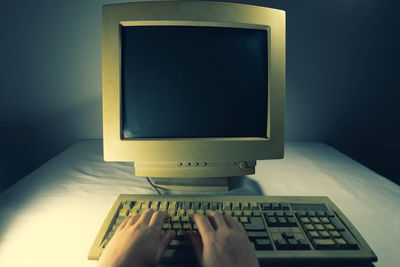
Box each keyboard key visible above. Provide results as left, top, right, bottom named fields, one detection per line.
left=240, top=217, right=249, bottom=223
left=311, top=217, right=320, bottom=224
left=168, top=210, right=176, bottom=216
left=247, top=231, right=269, bottom=238
left=177, top=209, right=185, bottom=215
left=296, top=211, right=306, bottom=217
left=277, top=217, right=287, bottom=226
left=168, top=201, right=176, bottom=210
left=244, top=217, right=265, bottom=231
left=172, top=223, right=182, bottom=230
left=313, top=238, right=336, bottom=249
left=330, top=217, right=345, bottom=231
left=159, top=201, right=168, bottom=210
left=250, top=202, right=258, bottom=210
left=272, top=203, right=281, bottom=210
left=319, top=231, right=330, bottom=238
left=276, top=211, right=284, bottom=217
left=150, top=201, right=159, bottom=210
left=261, top=202, right=271, bottom=210
left=234, top=211, right=242, bottom=217
left=209, top=202, right=218, bottom=210
left=281, top=203, right=290, bottom=210
left=183, top=223, right=191, bottom=230
left=243, top=210, right=252, bottom=217
left=182, top=202, right=191, bottom=210
left=255, top=238, right=273, bottom=250
left=316, top=210, right=326, bottom=217
left=335, top=238, right=347, bottom=247
left=275, top=238, right=288, bottom=249
left=287, top=238, right=298, bottom=248
left=329, top=231, right=341, bottom=238
left=168, top=239, right=190, bottom=248
left=307, top=211, right=316, bottom=217
left=304, top=224, right=315, bottom=231
left=242, top=202, right=250, bottom=210
left=223, top=202, right=231, bottom=210
left=308, top=231, right=319, bottom=238
left=224, top=210, right=232, bottom=216
left=266, top=216, right=278, bottom=227
left=186, top=209, right=194, bottom=216
left=162, top=223, right=171, bottom=230
left=119, top=208, right=129, bottom=216
left=320, top=217, right=330, bottom=223
left=192, top=202, right=200, bottom=210
left=298, top=238, right=310, bottom=250
left=326, top=210, right=335, bottom=217
left=201, top=202, right=209, bottom=210
left=285, top=211, right=294, bottom=217
left=325, top=224, right=335, bottom=230
left=265, top=211, right=275, bottom=217
left=287, top=217, right=298, bottom=226
left=300, top=217, right=310, bottom=224
left=282, top=231, right=294, bottom=239
left=253, top=210, right=261, bottom=216
left=171, top=216, right=180, bottom=223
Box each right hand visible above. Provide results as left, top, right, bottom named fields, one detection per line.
left=188, top=212, right=259, bottom=267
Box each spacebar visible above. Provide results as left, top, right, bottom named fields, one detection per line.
left=162, top=248, right=195, bottom=262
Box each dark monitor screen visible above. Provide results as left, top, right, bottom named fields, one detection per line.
left=121, top=26, right=268, bottom=139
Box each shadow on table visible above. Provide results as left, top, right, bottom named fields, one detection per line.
left=228, top=175, right=264, bottom=195
left=161, top=262, right=375, bottom=267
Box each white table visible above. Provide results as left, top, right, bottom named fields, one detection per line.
left=0, top=140, right=399, bottom=267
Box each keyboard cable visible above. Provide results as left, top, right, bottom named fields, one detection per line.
left=146, top=177, right=163, bottom=195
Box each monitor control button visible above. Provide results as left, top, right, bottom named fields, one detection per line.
left=186, top=162, right=191, bottom=166
left=201, top=162, right=207, bottom=166
left=194, top=162, right=199, bottom=166
left=238, top=161, right=248, bottom=169
left=178, top=162, right=183, bottom=167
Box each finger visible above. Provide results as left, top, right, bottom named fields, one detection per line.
left=207, top=215, right=217, bottom=230
left=192, top=214, right=214, bottom=236
left=187, top=232, right=203, bottom=264
left=235, top=220, right=246, bottom=233
left=209, top=211, right=227, bottom=230
left=136, top=209, right=154, bottom=225
left=149, top=211, right=169, bottom=229
left=127, top=213, right=141, bottom=226
left=156, top=231, right=175, bottom=261
left=223, top=214, right=235, bottom=228
left=116, top=216, right=130, bottom=231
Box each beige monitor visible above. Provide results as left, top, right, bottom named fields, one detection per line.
left=102, top=1, right=285, bottom=191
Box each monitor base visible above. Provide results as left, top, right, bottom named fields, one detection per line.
left=149, top=177, right=229, bottom=192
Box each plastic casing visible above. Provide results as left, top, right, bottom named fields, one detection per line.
left=102, top=1, right=285, bottom=178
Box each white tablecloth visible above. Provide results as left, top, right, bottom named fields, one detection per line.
left=0, top=140, right=398, bottom=267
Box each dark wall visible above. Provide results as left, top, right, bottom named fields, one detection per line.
left=0, top=0, right=399, bottom=192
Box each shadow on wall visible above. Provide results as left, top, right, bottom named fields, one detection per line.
left=0, top=97, right=102, bottom=192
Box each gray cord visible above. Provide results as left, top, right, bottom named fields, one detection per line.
left=146, top=177, right=163, bottom=195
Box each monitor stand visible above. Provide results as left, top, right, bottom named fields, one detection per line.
left=149, top=177, right=230, bottom=192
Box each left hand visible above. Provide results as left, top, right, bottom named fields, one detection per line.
left=97, top=209, right=174, bottom=267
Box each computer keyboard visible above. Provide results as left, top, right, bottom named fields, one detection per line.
left=88, top=195, right=377, bottom=264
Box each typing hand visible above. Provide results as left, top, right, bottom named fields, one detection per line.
left=188, top=212, right=259, bottom=267
left=98, top=209, right=174, bottom=267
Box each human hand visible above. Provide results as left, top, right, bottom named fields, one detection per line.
left=188, top=212, right=259, bottom=267
left=97, top=209, right=174, bottom=267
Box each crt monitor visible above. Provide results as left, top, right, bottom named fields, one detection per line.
left=102, top=1, right=285, bottom=191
